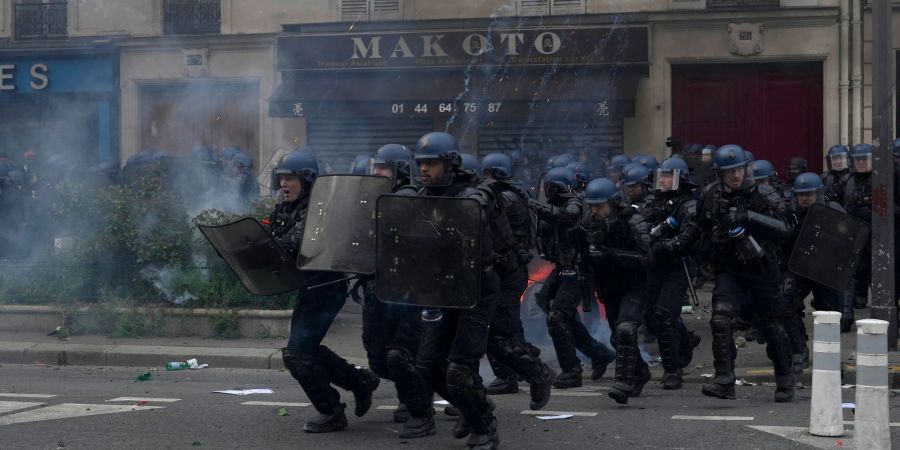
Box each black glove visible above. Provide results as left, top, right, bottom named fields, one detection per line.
left=651, top=240, right=669, bottom=256
left=719, top=209, right=748, bottom=230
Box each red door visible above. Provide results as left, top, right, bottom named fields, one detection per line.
left=672, top=62, right=824, bottom=175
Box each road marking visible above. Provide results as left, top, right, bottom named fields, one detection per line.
left=843, top=421, right=900, bottom=427
left=0, top=401, right=45, bottom=414
left=748, top=425, right=852, bottom=449
left=0, top=393, right=56, bottom=399
left=550, top=391, right=606, bottom=397
left=672, top=415, right=754, bottom=421
left=520, top=410, right=597, bottom=417
left=377, top=405, right=445, bottom=412
left=107, top=397, right=180, bottom=403
left=0, top=403, right=163, bottom=426
left=242, top=401, right=311, bottom=407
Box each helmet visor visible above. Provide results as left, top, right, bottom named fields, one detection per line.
left=852, top=153, right=872, bottom=173
left=654, top=169, right=681, bottom=192
left=792, top=188, right=824, bottom=210
left=829, top=153, right=848, bottom=172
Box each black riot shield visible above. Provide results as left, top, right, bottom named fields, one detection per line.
left=375, top=195, right=482, bottom=309
left=298, top=175, right=392, bottom=274
left=788, top=203, right=870, bottom=292
left=198, top=218, right=305, bottom=296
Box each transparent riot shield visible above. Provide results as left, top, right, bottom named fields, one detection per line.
left=375, top=195, right=482, bottom=308
left=198, top=218, right=305, bottom=296
left=787, top=203, right=869, bottom=292
left=297, top=175, right=392, bottom=274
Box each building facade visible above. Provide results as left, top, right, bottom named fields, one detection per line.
left=0, top=0, right=884, bottom=177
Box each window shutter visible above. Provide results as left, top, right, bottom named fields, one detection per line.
left=519, top=0, right=550, bottom=16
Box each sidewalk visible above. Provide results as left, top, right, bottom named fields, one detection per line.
left=0, top=293, right=898, bottom=387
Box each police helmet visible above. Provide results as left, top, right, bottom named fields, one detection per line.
left=793, top=172, right=824, bottom=193
left=583, top=178, right=618, bottom=204
left=482, top=152, right=513, bottom=179
left=621, top=164, right=651, bottom=186
left=713, top=144, right=749, bottom=170
left=191, top=145, right=215, bottom=163
left=632, top=154, right=659, bottom=171
left=350, top=154, right=372, bottom=175
left=276, top=149, right=320, bottom=183
left=460, top=153, right=481, bottom=174
left=750, top=160, right=776, bottom=181
left=414, top=132, right=461, bottom=167
left=232, top=152, right=254, bottom=171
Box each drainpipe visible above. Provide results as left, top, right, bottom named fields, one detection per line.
left=840, top=0, right=850, bottom=146
left=852, top=0, right=863, bottom=144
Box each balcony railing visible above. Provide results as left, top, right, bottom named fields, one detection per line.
left=707, top=0, right=779, bottom=8
left=163, top=0, right=221, bottom=35
left=14, top=1, right=68, bottom=41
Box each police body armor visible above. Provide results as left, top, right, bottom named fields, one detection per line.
left=583, top=205, right=652, bottom=284
left=493, top=179, right=535, bottom=269
left=646, top=191, right=701, bottom=260
left=842, top=173, right=872, bottom=224
left=823, top=171, right=850, bottom=203
left=533, top=194, right=584, bottom=270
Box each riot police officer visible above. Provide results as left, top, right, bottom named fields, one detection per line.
left=230, top=151, right=257, bottom=207
left=782, top=173, right=846, bottom=378
left=645, top=158, right=703, bottom=390
left=787, top=157, right=808, bottom=185
left=413, top=132, right=510, bottom=450
left=480, top=152, right=555, bottom=411
left=566, top=161, right=591, bottom=193
left=531, top=168, right=615, bottom=389
left=823, top=145, right=851, bottom=203
left=621, top=164, right=652, bottom=206
left=750, top=160, right=788, bottom=214
left=632, top=154, right=660, bottom=171
left=350, top=154, right=372, bottom=175
left=842, top=143, right=873, bottom=309
left=273, top=148, right=381, bottom=433
left=579, top=178, right=652, bottom=404
left=607, top=154, right=631, bottom=185
left=461, top=153, right=484, bottom=183
left=358, top=143, right=432, bottom=437
left=696, top=144, right=795, bottom=403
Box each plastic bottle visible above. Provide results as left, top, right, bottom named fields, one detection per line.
left=166, top=361, right=188, bottom=371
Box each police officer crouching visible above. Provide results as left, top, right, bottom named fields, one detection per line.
left=359, top=144, right=434, bottom=438
left=413, top=132, right=509, bottom=450
left=696, top=145, right=795, bottom=402
left=272, top=148, right=381, bottom=433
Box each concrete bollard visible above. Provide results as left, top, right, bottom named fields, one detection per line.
left=854, top=319, right=891, bottom=450
left=809, top=311, right=843, bottom=437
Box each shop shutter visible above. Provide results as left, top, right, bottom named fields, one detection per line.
left=372, top=0, right=402, bottom=20
left=477, top=118, right=623, bottom=168
left=340, top=0, right=368, bottom=21
left=519, top=0, right=550, bottom=16
left=551, top=0, right=585, bottom=15
left=307, top=117, right=434, bottom=173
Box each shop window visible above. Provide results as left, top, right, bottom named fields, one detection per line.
left=13, top=0, right=68, bottom=41
left=163, top=0, right=221, bottom=35
left=519, top=0, right=585, bottom=15
left=340, top=0, right=402, bottom=21
left=706, top=0, right=779, bottom=8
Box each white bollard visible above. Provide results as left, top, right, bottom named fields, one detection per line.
left=809, top=311, right=843, bottom=437
left=854, top=319, right=891, bottom=450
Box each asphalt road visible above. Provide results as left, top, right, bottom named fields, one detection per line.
left=1, top=364, right=898, bottom=449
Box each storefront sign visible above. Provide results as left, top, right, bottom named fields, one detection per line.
left=277, top=25, right=649, bottom=71
left=0, top=56, right=114, bottom=94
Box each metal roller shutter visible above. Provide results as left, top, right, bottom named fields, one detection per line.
left=307, top=117, right=434, bottom=173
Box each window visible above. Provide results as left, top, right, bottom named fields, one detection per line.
left=13, top=0, right=68, bottom=41
left=163, top=0, right=221, bottom=35
left=340, top=0, right=402, bottom=22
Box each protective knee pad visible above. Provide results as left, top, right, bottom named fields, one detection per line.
left=386, top=348, right=414, bottom=375
left=446, top=362, right=475, bottom=390
left=709, top=313, right=733, bottom=334
left=547, top=310, right=568, bottom=338
left=615, top=321, right=639, bottom=346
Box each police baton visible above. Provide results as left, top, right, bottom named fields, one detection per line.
left=682, top=258, right=700, bottom=307
left=304, top=275, right=359, bottom=291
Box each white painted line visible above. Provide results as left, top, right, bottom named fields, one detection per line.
left=520, top=410, right=597, bottom=417
left=843, top=421, right=900, bottom=427
left=0, top=393, right=57, bottom=399
left=671, top=415, right=754, bottom=421
left=0, top=403, right=163, bottom=426
left=241, top=401, right=311, bottom=407
left=107, top=397, right=181, bottom=403
left=377, top=405, right=445, bottom=412
left=0, top=401, right=45, bottom=414
left=549, top=391, right=605, bottom=397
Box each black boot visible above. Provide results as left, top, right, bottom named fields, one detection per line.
left=445, top=404, right=461, bottom=417
left=680, top=331, right=702, bottom=369
left=303, top=403, right=348, bottom=433
left=529, top=364, right=555, bottom=410
left=466, top=418, right=500, bottom=450
left=701, top=382, right=736, bottom=400
left=774, top=376, right=795, bottom=403
left=352, top=369, right=380, bottom=417
left=590, top=345, right=616, bottom=381
left=399, top=410, right=436, bottom=439
left=631, top=361, right=652, bottom=397
left=486, top=376, right=519, bottom=395
left=552, top=367, right=583, bottom=389
left=393, top=403, right=410, bottom=424
left=660, top=370, right=683, bottom=390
